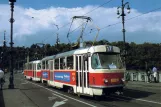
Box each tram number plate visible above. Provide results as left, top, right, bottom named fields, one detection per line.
left=111, top=78, right=119, bottom=82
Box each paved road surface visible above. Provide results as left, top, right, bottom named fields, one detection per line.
left=1, top=73, right=161, bottom=107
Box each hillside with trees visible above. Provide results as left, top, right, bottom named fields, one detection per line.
left=0, top=40, right=161, bottom=71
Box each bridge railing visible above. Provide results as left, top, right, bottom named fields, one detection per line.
left=127, top=70, right=161, bottom=83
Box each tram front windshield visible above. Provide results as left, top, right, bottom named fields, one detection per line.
left=91, top=52, right=123, bottom=69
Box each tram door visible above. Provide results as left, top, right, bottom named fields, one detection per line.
left=76, top=55, right=90, bottom=94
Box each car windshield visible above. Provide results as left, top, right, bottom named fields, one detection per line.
left=91, top=52, right=123, bottom=69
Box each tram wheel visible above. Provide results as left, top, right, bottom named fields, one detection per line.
left=94, top=95, right=102, bottom=101
left=46, top=82, right=50, bottom=87
left=30, top=78, right=32, bottom=81
left=106, top=93, right=111, bottom=96
left=67, top=87, right=73, bottom=94
left=77, top=93, right=81, bottom=97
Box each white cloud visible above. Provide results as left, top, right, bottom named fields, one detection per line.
left=0, top=4, right=161, bottom=46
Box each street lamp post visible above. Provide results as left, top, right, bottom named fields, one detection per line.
left=53, top=24, right=60, bottom=46
left=8, top=0, right=16, bottom=89
left=1, top=31, right=7, bottom=70
left=117, top=0, right=130, bottom=68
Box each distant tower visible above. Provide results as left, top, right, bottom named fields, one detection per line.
left=56, top=34, right=60, bottom=46
left=3, top=30, right=6, bottom=48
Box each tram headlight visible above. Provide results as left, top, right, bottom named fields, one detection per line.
left=104, top=79, right=108, bottom=84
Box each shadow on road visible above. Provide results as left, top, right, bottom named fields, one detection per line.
left=1, top=88, right=19, bottom=90
left=20, top=87, right=41, bottom=91
left=0, top=90, right=5, bottom=107
left=77, top=88, right=156, bottom=103
left=123, top=88, right=156, bottom=99
left=43, top=82, right=156, bottom=103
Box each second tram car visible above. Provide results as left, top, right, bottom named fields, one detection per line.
left=41, top=55, right=55, bottom=84
left=24, top=60, right=41, bottom=81
left=24, top=45, right=125, bottom=97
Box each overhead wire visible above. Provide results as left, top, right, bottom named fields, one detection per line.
left=68, top=21, right=87, bottom=34
left=58, top=0, right=114, bottom=30
left=67, top=17, right=92, bottom=44
left=83, top=0, right=114, bottom=15
left=67, top=19, right=74, bottom=43
left=44, top=0, right=114, bottom=45
left=84, top=6, right=161, bottom=37
left=49, top=0, right=112, bottom=43
left=66, top=0, right=114, bottom=37
left=64, top=0, right=114, bottom=41
left=41, top=1, right=161, bottom=45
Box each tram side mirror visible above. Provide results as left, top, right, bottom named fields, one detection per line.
left=87, top=52, right=91, bottom=57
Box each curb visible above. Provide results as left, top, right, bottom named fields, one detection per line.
left=127, top=82, right=161, bottom=88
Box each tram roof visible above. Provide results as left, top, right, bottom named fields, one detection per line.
left=55, top=49, right=80, bottom=58
left=55, top=45, right=120, bottom=58
left=26, top=60, right=41, bottom=64
left=42, top=55, right=55, bottom=61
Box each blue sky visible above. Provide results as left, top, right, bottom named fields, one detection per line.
left=0, top=0, right=159, bottom=12
left=0, top=0, right=161, bottom=46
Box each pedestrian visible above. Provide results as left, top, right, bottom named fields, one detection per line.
left=0, top=68, right=4, bottom=79
left=146, top=68, right=151, bottom=83
left=152, top=66, right=158, bottom=83
left=0, top=68, right=5, bottom=90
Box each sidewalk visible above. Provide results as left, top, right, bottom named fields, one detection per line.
left=127, top=81, right=161, bottom=88
left=0, top=73, right=37, bottom=107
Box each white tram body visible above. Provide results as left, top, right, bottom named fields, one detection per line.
left=24, top=45, right=125, bottom=96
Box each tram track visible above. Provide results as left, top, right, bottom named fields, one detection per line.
left=109, top=94, right=161, bottom=105
left=19, top=89, right=40, bottom=107
left=21, top=77, right=160, bottom=107
left=24, top=81, right=130, bottom=107
left=25, top=79, right=122, bottom=107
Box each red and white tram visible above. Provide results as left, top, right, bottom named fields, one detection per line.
left=24, top=60, right=41, bottom=81
left=41, top=56, right=55, bottom=84
left=24, top=45, right=125, bottom=97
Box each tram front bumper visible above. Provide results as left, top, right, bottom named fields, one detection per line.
left=90, top=84, right=124, bottom=96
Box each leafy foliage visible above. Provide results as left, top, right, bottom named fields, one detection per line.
left=0, top=40, right=161, bottom=71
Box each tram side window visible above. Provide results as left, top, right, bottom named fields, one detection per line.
left=32, top=64, right=34, bottom=70
left=55, top=59, right=59, bottom=69
left=34, top=64, right=36, bottom=70
left=33, top=64, right=34, bottom=70
left=50, top=60, right=54, bottom=70
left=67, top=56, right=73, bottom=69
left=29, top=64, right=32, bottom=70
left=42, top=61, right=45, bottom=69
left=37, top=63, right=41, bottom=70
left=46, top=61, right=49, bottom=69
left=60, top=58, right=65, bottom=69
